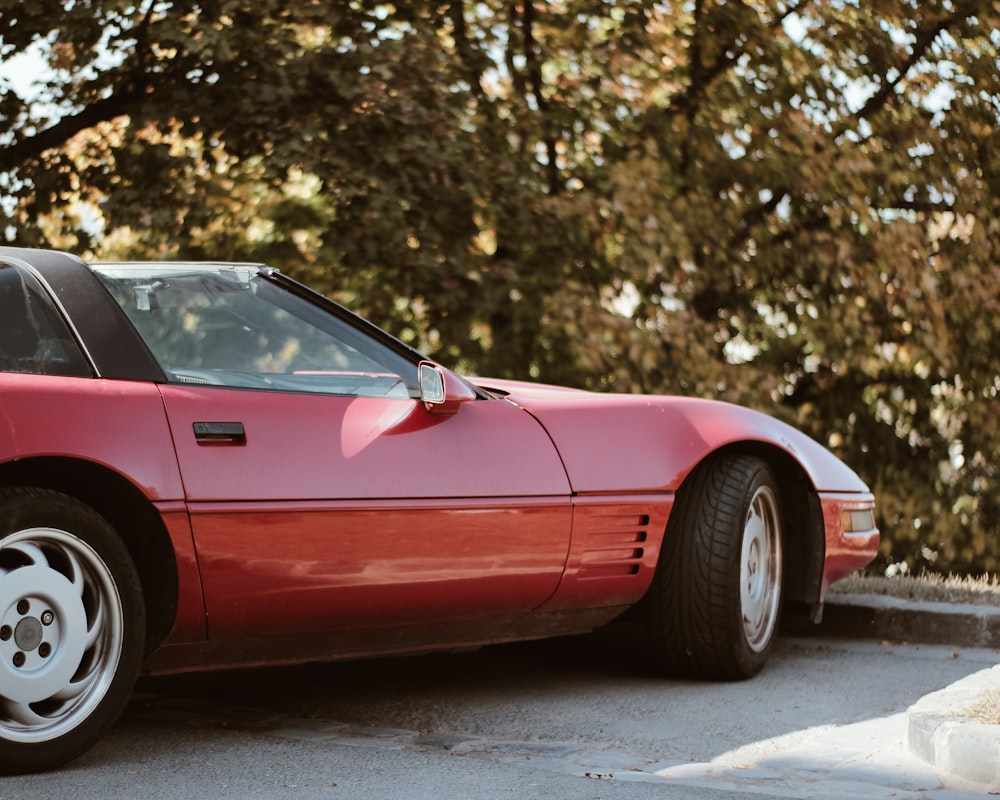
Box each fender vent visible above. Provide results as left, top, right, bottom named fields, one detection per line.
left=578, top=512, right=650, bottom=579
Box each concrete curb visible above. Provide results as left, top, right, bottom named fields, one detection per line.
left=905, top=664, right=1000, bottom=792
left=823, top=593, right=1000, bottom=792
left=822, top=592, right=1000, bottom=648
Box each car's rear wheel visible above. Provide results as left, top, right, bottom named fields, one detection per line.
left=644, top=454, right=783, bottom=679
left=0, top=487, right=144, bottom=773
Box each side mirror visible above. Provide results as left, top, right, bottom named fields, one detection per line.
left=419, top=362, right=476, bottom=415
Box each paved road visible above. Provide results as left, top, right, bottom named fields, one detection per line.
left=9, top=623, right=1000, bottom=800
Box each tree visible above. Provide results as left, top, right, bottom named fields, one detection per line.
left=2, top=0, right=998, bottom=573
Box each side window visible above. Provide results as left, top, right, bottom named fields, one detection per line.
left=0, top=264, right=92, bottom=377
left=95, top=266, right=417, bottom=398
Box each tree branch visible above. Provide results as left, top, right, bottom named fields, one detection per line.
left=446, top=0, right=490, bottom=107
left=0, top=0, right=160, bottom=174
left=520, top=2, right=561, bottom=194
left=0, top=84, right=147, bottom=173
left=837, top=4, right=974, bottom=137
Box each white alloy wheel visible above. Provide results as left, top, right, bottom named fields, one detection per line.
left=740, top=485, right=782, bottom=653
left=0, top=528, right=124, bottom=742
left=0, top=488, right=144, bottom=774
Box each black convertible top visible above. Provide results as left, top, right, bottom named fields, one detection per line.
left=0, top=247, right=166, bottom=382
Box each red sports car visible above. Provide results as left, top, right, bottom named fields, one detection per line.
left=0, top=246, right=878, bottom=773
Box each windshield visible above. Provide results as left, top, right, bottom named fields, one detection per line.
left=93, top=265, right=418, bottom=398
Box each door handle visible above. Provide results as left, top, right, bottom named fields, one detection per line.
left=193, top=421, right=246, bottom=444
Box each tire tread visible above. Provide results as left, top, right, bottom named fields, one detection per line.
left=644, top=454, right=780, bottom=680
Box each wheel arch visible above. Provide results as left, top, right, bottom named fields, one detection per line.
left=691, top=441, right=825, bottom=617
left=0, top=456, right=178, bottom=654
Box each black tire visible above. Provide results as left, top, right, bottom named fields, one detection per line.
left=0, top=487, right=145, bottom=773
left=644, top=454, right=783, bottom=680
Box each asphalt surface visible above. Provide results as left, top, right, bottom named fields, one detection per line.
left=6, top=591, right=999, bottom=800
left=822, top=592, right=1000, bottom=791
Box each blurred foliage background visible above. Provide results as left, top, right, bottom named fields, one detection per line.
left=1, top=1, right=998, bottom=575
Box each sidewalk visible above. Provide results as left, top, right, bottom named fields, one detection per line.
left=822, top=593, right=1000, bottom=792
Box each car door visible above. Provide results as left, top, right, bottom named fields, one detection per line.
left=92, top=264, right=573, bottom=651
left=159, top=384, right=573, bottom=644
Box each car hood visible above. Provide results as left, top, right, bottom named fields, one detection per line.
left=472, top=377, right=870, bottom=495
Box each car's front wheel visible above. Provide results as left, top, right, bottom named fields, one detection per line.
left=0, top=488, right=144, bottom=773
left=644, top=454, right=783, bottom=679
